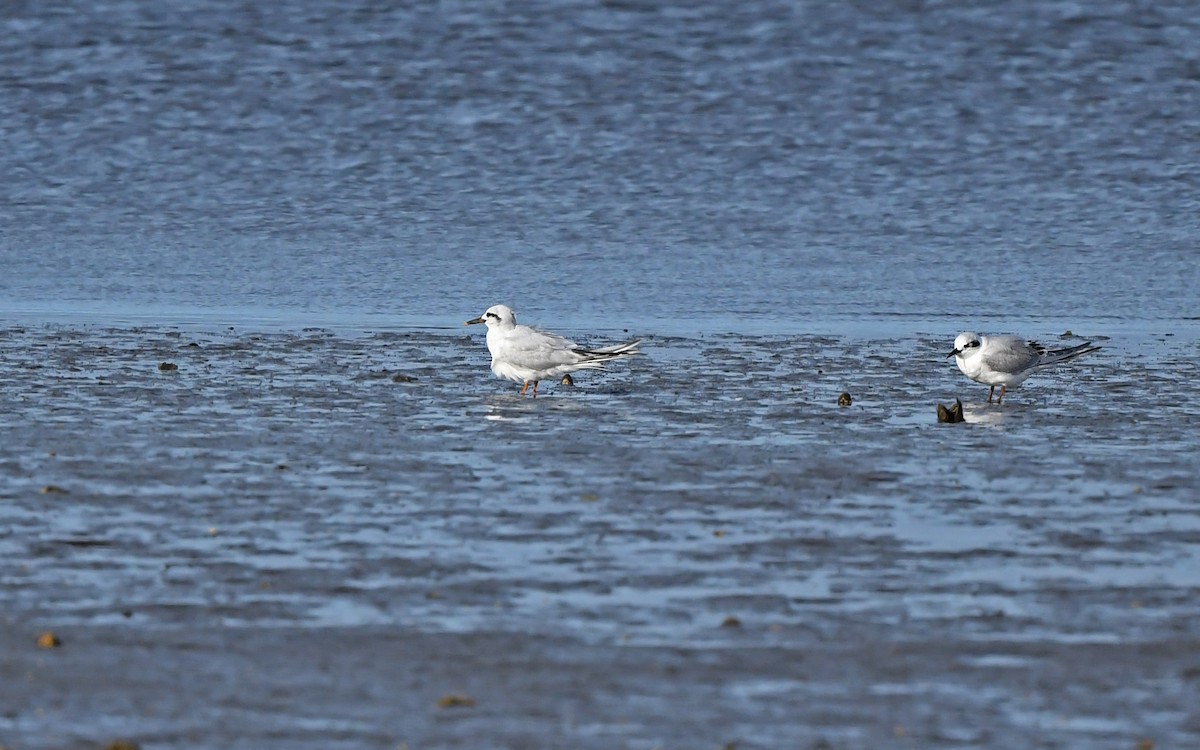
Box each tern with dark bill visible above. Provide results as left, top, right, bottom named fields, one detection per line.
left=947, top=332, right=1101, bottom=404
left=465, top=304, right=641, bottom=397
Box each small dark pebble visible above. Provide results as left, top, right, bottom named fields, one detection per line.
left=40, top=485, right=69, bottom=495
left=158, top=362, right=178, bottom=371
left=937, top=399, right=965, bottom=423
left=437, top=694, right=476, bottom=709
left=720, top=615, right=742, bottom=628
left=36, top=631, right=61, bottom=649
left=104, top=742, right=140, bottom=750
left=561, top=373, right=575, bottom=386
left=392, top=373, right=418, bottom=383
left=837, top=392, right=852, bottom=406
left=57, top=538, right=112, bottom=548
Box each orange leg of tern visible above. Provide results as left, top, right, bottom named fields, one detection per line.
left=520, top=381, right=530, bottom=396
left=987, top=385, right=995, bottom=403
left=530, top=381, right=540, bottom=397
left=997, top=385, right=1007, bottom=404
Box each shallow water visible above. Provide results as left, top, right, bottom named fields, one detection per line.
left=2, top=0, right=1200, bottom=747
left=2, top=323, right=1198, bottom=747
left=2, top=0, right=1200, bottom=330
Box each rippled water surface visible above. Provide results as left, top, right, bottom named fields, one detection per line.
left=2, top=0, right=1199, bottom=748
left=2, top=0, right=1199, bottom=327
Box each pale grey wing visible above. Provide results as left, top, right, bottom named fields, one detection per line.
left=981, top=336, right=1041, bottom=374
left=506, top=325, right=584, bottom=369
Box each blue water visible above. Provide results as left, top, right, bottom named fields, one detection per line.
left=2, top=0, right=1198, bottom=331
left=3, top=3, right=1200, bottom=749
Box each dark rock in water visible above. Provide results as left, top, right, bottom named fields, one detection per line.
left=158, top=362, right=178, bottom=371
left=937, top=399, right=965, bottom=423
left=837, top=392, right=852, bottom=406
left=561, top=374, right=575, bottom=387
left=391, top=373, right=418, bottom=383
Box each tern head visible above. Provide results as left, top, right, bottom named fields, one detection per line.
left=947, top=331, right=981, bottom=359
left=465, top=304, right=517, bottom=329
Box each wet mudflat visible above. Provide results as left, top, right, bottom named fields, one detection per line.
left=1, top=323, right=1198, bottom=749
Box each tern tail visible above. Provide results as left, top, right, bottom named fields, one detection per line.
left=1040, top=341, right=1101, bottom=367
left=561, top=340, right=642, bottom=372
left=573, top=340, right=642, bottom=359
left=576, top=338, right=643, bottom=357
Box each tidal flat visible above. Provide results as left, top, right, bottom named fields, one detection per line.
left=1, top=324, right=1197, bottom=748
